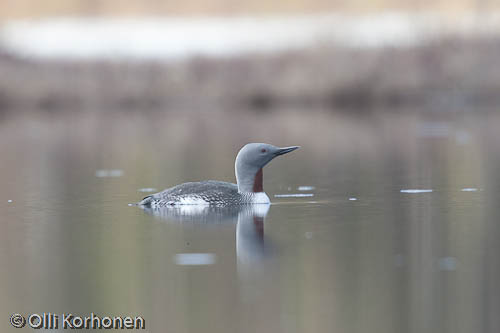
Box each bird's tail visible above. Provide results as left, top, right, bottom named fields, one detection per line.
left=128, top=195, right=153, bottom=207
left=137, top=195, right=153, bottom=207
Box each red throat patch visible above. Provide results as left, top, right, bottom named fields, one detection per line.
left=252, top=168, right=263, bottom=192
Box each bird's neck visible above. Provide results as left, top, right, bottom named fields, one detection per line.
left=236, top=164, right=264, bottom=193
left=252, top=168, right=263, bottom=192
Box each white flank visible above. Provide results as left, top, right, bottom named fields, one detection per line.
left=178, top=196, right=210, bottom=205
left=173, top=205, right=212, bottom=215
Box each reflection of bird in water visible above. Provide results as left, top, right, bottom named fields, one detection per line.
left=141, top=204, right=242, bottom=224
left=141, top=203, right=271, bottom=265
left=138, top=143, right=299, bottom=207
left=236, top=205, right=269, bottom=263
left=142, top=202, right=278, bottom=326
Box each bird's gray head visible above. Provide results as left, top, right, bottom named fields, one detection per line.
left=235, top=143, right=299, bottom=193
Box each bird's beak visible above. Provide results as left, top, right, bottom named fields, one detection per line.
left=275, top=146, right=300, bottom=156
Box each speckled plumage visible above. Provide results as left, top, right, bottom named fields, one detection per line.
left=139, top=180, right=255, bottom=207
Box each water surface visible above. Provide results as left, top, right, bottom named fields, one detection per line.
left=1, top=109, right=499, bottom=332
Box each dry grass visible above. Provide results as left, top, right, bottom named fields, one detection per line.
left=1, top=36, right=500, bottom=114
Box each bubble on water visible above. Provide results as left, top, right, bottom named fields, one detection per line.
left=438, top=257, right=458, bottom=271
left=96, top=169, right=124, bottom=178
left=400, top=189, right=433, bottom=193
left=394, top=254, right=405, bottom=267
left=297, top=186, right=315, bottom=191
left=274, top=193, right=314, bottom=198
left=174, top=253, right=216, bottom=266
left=455, top=131, right=471, bottom=145
left=461, top=188, right=478, bottom=192
left=418, top=122, right=450, bottom=138
left=138, top=188, right=157, bottom=192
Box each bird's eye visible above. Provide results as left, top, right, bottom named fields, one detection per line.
left=261, top=148, right=267, bottom=153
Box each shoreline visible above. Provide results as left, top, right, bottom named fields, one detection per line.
left=1, top=34, right=499, bottom=113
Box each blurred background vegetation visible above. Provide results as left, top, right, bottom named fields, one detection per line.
left=0, top=0, right=499, bottom=114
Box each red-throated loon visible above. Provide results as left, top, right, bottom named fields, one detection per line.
left=138, top=143, right=299, bottom=207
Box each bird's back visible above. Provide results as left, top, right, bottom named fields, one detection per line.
left=139, top=180, right=242, bottom=207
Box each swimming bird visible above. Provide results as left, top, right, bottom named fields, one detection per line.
left=138, top=143, right=299, bottom=207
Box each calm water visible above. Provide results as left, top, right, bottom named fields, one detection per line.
left=1, top=109, right=499, bottom=332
